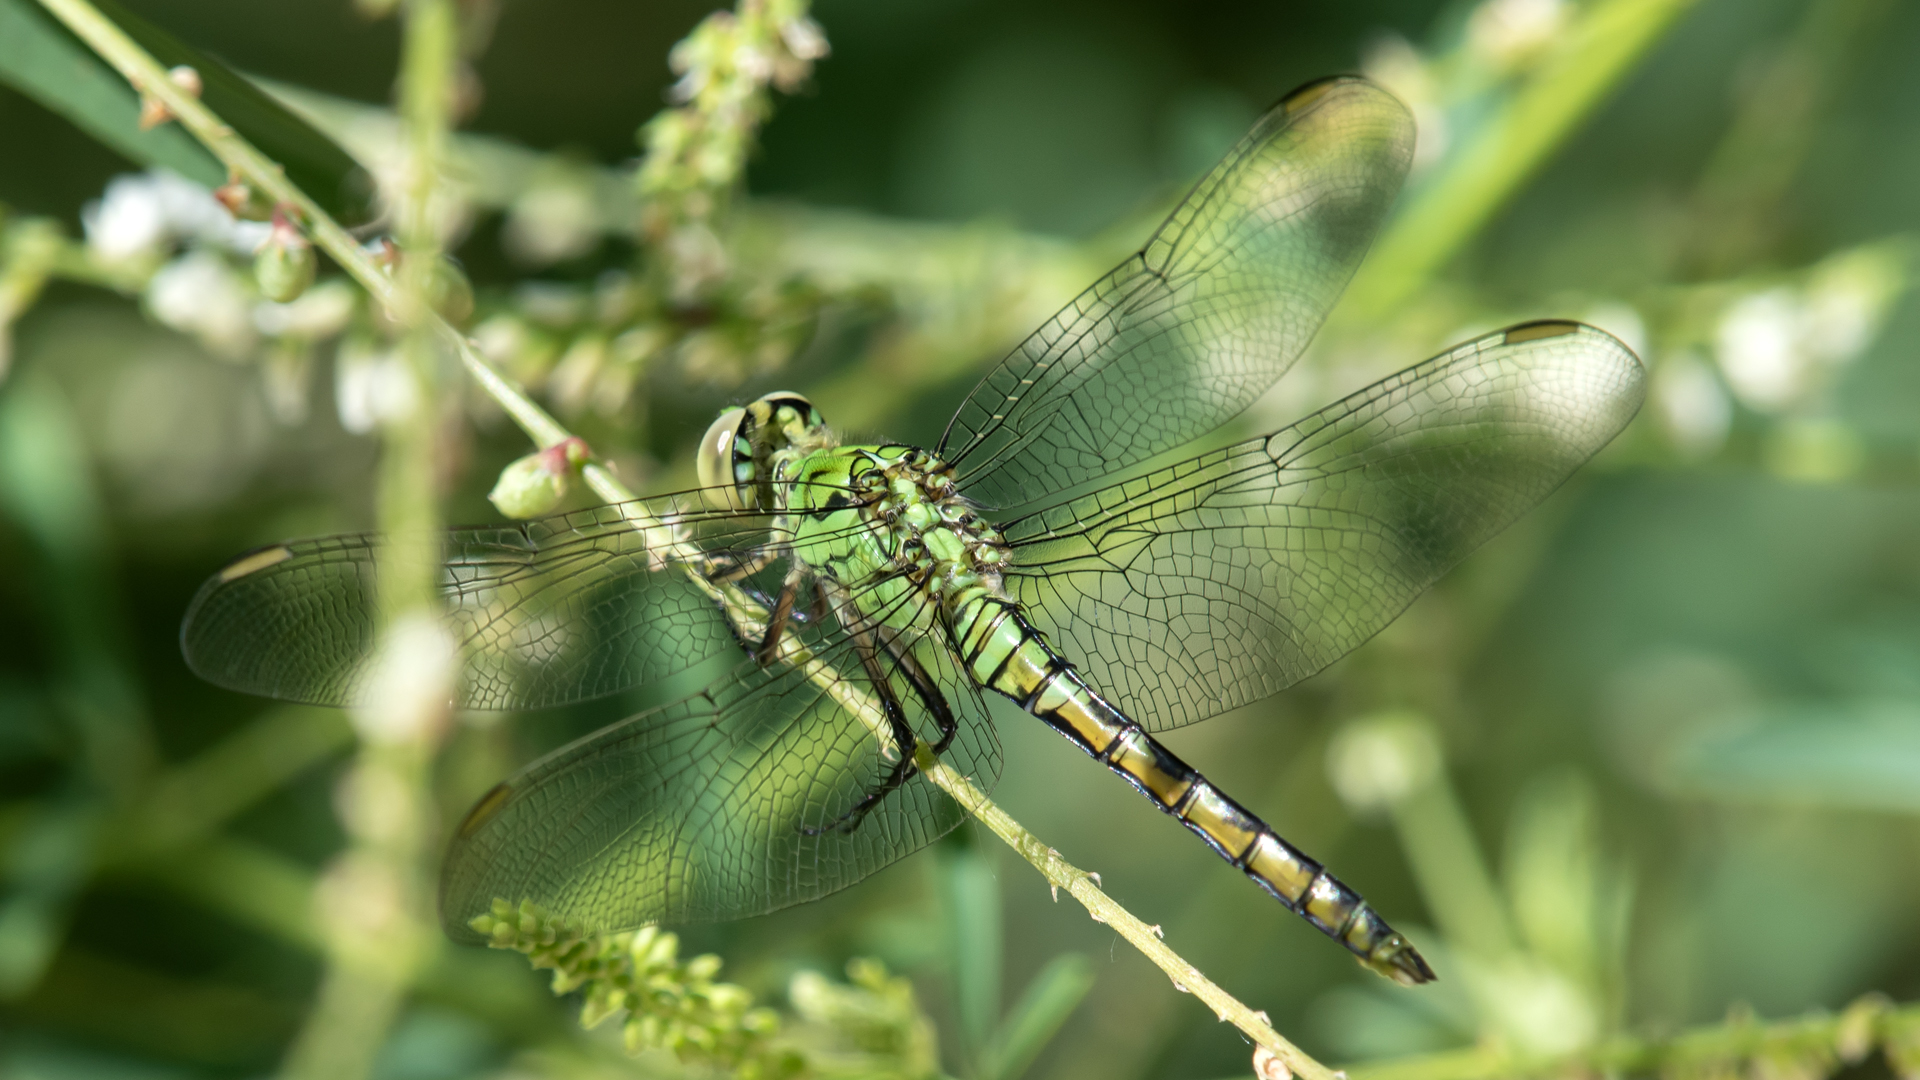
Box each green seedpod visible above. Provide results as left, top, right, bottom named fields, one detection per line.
left=255, top=209, right=316, bottom=302
left=487, top=438, right=588, bottom=520
left=430, top=259, right=475, bottom=326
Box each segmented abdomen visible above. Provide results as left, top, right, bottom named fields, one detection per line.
left=951, top=593, right=1435, bottom=985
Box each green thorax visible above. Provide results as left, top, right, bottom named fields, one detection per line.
left=704, top=394, right=1012, bottom=635
left=777, top=442, right=1011, bottom=631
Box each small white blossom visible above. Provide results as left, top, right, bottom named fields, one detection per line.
left=1802, top=246, right=1902, bottom=366
left=351, top=613, right=455, bottom=745
left=780, top=16, right=828, bottom=61
left=84, top=170, right=270, bottom=263
left=1580, top=301, right=1648, bottom=362
left=1715, top=288, right=1803, bottom=411
left=1362, top=34, right=1448, bottom=170
left=503, top=168, right=602, bottom=267
left=1326, top=713, right=1441, bottom=814
left=1468, top=0, right=1567, bottom=65
left=254, top=279, right=356, bottom=338
left=1655, top=350, right=1732, bottom=458
left=146, top=250, right=256, bottom=357
left=334, top=338, right=418, bottom=433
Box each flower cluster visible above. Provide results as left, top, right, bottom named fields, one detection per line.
left=471, top=899, right=798, bottom=1077
left=470, top=269, right=822, bottom=418
left=473, top=898, right=945, bottom=1080
left=636, top=0, right=828, bottom=295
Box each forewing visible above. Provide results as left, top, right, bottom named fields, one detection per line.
left=438, top=597, right=1000, bottom=936
left=939, top=76, right=1414, bottom=509
left=1000, top=322, right=1645, bottom=731
left=180, top=495, right=774, bottom=710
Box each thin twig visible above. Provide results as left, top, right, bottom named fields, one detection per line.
left=32, top=1, right=1334, bottom=1070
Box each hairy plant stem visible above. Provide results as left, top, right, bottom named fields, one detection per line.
left=275, top=2, right=461, bottom=1079
left=1349, top=993, right=1920, bottom=1080
left=34, top=0, right=1336, bottom=1072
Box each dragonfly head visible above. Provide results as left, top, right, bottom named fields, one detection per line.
left=698, top=392, right=831, bottom=510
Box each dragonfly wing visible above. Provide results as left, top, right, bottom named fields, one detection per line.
left=939, top=76, right=1414, bottom=510
left=439, top=608, right=1000, bottom=936
left=1000, top=322, right=1645, bottom=732
left=181, top=495, right=772, bottom=710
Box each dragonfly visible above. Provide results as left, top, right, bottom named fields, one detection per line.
left=181, top=76, right=1644, bottom=986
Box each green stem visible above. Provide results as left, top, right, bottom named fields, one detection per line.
left=1348, top=993, right=1916, bottom=1080
left=1334, top=0, right=1700, bottom=326
left=277, top=2, right=459, bottom=1078
left=33, top=0, right=1334, bottom=1069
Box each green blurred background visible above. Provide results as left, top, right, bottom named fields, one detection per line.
left=4, top=0, right=1920, bottom=1078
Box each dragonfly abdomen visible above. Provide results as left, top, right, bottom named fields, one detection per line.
left=954, top=593, right=1435, bottom=986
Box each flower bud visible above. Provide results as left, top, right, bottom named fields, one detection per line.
left=138, top=65, right=201, bottom=130
left=487, top=438, right=589, bottom=519
left=215, top=175, right=275, bottom=222
left=429, top=259, right=474, bottom=326
left=254, top=208, right=316, bottom=303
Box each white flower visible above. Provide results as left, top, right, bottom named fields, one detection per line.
left=1325, top=713, right=1440, bottom=814
left=502, top=167, right=602, bottom=267
left=334, top=338, right=418, bottom=434
left=1715, top=288, right=1803, bottom=411
left=1362, top=34, right=1448, bottom=171
left=1802, top=245, right=1902, bottom=366
left=1468, top=0, right=1567, bottom=65
left=1655, top=350, right=1731, bottom=458
left=84, top=170, right=270, bottom=263
left=84, top=173, right=170, bottom=261
left=254, top=279, right=356, bottom=338
left=145, top=250, right=256, bottom=357
left=351, top=613, right=455, bottom=745
left=1580, top=301, right=1648, bottom=362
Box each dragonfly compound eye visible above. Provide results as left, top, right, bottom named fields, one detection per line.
left=697, top=407, right=753, bottom=509
left=755, top=391, right=823, bottom=432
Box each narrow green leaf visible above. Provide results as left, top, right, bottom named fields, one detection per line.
left=0, top=0, right=221, bottom=184
left=1335, top=0, right=1702, bottom=326
left=981, top=953, right=1095, bottom=1080
left=88, top=0, right=373, bottom=223
left=1658, top=702, right=1920, bottom=814
left=941, top=828, right=1002, bottom=1072
left=0, top=0, right=372, bottom=222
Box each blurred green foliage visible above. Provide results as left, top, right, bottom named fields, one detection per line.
left=3, top=0, right=1920, bottom=1078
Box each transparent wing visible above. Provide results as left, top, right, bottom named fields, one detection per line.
left=938, top=76, right=1414, bottom=509
left=999, top=322, right=1646, bottom=732
left=438, top=590, right=1000, bottom=937
left=180, top=492, right=842, bottom=710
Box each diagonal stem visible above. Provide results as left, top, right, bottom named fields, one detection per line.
left=31, top=2, right=1337, bottom=1074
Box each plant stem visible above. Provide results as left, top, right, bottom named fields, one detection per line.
left=1348, top=993, right=1917, bottom=1080
left=34, top=0, right=1334, bottom=1069
left=1334, top=0, right=1700, bottom=327
left=277, top=2, right=460, bottom=1078
left=920, top=747, right=1337, bottom=1080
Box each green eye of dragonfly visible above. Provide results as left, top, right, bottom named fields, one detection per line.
left=179, top=75, right=1645, bottom=988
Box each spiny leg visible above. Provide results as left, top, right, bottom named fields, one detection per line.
left=705, top=544, right=777, bottom=584
left=756, top=561, right=807, bottom=665
left=883, top=628, right=958, bottom=756
left=801, top=618, right=921, bottom=836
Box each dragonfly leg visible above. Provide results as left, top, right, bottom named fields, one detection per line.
left=801, top=621, right=922, bottom=836
left=756, top=563, right=806, bottom=665
left=708, top=545, right=777, bottom=584
left=884, top=630, right=958, bottom=755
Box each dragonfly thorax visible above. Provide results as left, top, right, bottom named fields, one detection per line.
left=783, top=443, right=1010, bottom=613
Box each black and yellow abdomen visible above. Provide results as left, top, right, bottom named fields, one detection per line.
left=952, top=592, right=1435, bottom=986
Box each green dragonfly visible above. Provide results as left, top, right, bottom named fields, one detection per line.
left=181, top=76, right=1644, bottom=986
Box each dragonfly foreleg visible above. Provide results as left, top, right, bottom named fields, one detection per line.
left=756, top=562, right=808, bottom=665
left=707, top=545, right=778, bottom=584
left=881, top=629, right=958, bottom=756
left=800, top=619, right=921, bottom=836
